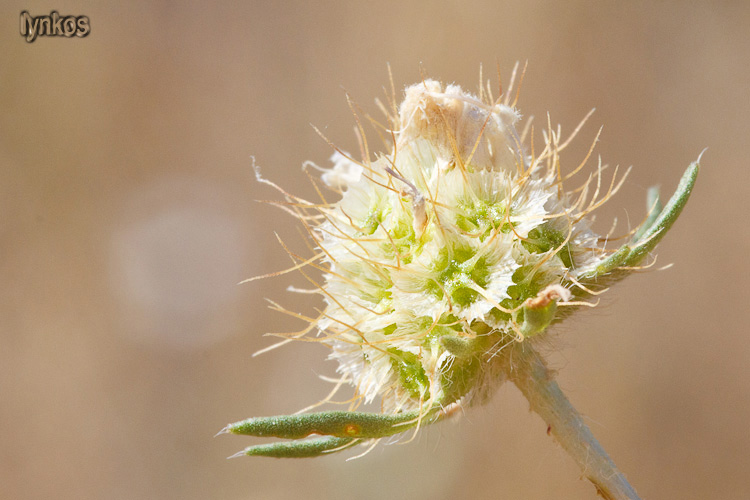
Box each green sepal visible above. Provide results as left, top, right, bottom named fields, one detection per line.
left=441, top=334, right=489, bottom=358
left=237, top=436, right=359, bottom=458
left=519, top=300, right=558, bottom=338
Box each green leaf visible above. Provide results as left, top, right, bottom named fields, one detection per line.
left=577, top=156, right=700, bottom=283
left=631, top=186, right=663, bottom=243
left=625, top=159, right=700, bottom=266
left=224, top=410, right=424, bottom=439
left=234, top=436, right=359, bottom=458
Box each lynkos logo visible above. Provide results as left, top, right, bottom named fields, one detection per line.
left=20, top=11, right=90, bottom=43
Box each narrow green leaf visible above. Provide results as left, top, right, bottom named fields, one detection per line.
left=225, top=410, right=423, bottom=439
left=579, top=244, right=631, bottom=281
left=235, top=436, right=358, bottom=458
left=632, top=186, right=662, bottom=243
left=625, top=160, right=700, bottom=266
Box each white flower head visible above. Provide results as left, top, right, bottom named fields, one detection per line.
left=225, top=66, right=700, bottom=470
left=245, top=65, right=696, bottom=438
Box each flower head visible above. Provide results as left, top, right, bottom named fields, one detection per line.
left=224, top=66, right=699, bottom=459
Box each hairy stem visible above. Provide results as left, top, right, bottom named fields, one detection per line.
left=505, top=344, right=641, bottom=500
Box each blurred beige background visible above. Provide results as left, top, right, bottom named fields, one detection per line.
left=2, top=1, right=749, bottom=499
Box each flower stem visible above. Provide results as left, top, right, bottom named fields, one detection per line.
left=505, top=344, right=642, bottom=500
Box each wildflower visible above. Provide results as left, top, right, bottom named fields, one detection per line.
left=221, top=65, right=699, bottom=499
